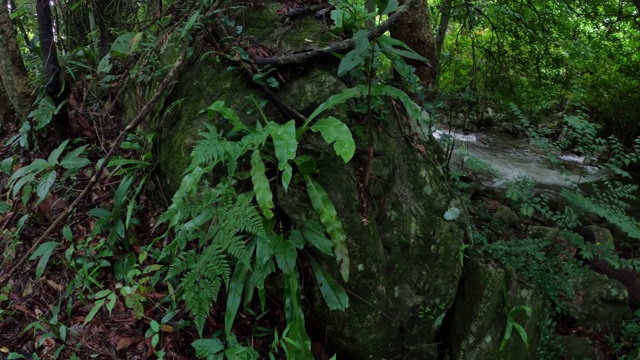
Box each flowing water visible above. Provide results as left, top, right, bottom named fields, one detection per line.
left=430, top=127, right=606, bottom=189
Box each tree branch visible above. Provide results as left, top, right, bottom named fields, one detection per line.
left=250, top=0, right=418, bottom=66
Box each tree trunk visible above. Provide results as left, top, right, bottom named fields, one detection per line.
left=0, top=2, right=33, bottom=123
left=0, top=77, right=15, bottom=129
left=434, top=0, right=453, bottom=89
left=435, top=0, right=453, bottom=56
left=390, top=0, right=438, bottom=100
left=37, top=0, right=69, bottom=137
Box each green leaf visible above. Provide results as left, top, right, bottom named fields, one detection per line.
left=89, top=207, right=112, bottom=218
left=0, top=201, right=11, bottom=213
left=250, top=150, right=274, bottom=219
left=30, top=97, right=56, bottom=130
left=310, top=117, right=355, bottom=163
left=106, top=292, right=117, bottom=315
left=289, top=229, right=305, bottom=249
left=59, top=324, right=67, bottom=342
left=376, top=35, right=429, bottom=62
left=293, top=155, right=317, bottom=176
left=512, top=322, right=529, bottom=348
left=150, top=320, right=160, bottom=332
left=330, top=9, right=344, bottom=33
left=273, top=236, right=297, bottom=276
left=111, top=32, right=140, bottom=57
left=376, top=0, right=399, bottom=15
left=84, top=299, right=105, bottom=324
left=182, top=10, right=200, bottom=34
left=60, top=145, right=89, bottom=169
left=0, top=157, right=13, bottom=175
left=9, top=159, right=49, bottom=183
left=36, top=171, right=57, bottom=199
left=308, top=257, right=349, bottom=310
left=206, top=101, right=246, bottom=132
left=11, top=173, right=35, bottom=198
left=62, top=225, right=72, bottom=241
left=192, top=338, right=225, bottom=357
left=282, top=274, right=313, bottom=358
left=305, top=84, right=421, bottom=128
left=270, top=120, right=298, bottom=170
left=28, top=241, right=59, bottom=279
left=97, top=53, right=112, bottom=74
left=281, top=163, right=293, bottom=191
left=338, top=31, right=370, bottom=76
left=302, top=222, right=333, bottom=256
left=225, top=261, right=249, bottom=337
left=47, top=140, right=69, bottom=165
left=304, top=176, right=350, bottom=281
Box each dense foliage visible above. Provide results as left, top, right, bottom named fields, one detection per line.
left=2, top=0, right=640, bottom=358
left=432, top=0, right=640, bottom=143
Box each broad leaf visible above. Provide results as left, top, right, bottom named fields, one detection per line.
left=305, top=84, right=421, bottom=127
left=47, top=140, right=69, bottom=165
left=29, top=241, right=60, bottom=279
left=225, top=261, right=250, bottom=336
left=111, top=32, right=142, bottom=57
left=338, top=31, right=370, bottom=76
left=36, top=171, right=57, bottom=199
left=310, top=117, right=355, bottom=163
left=309, top=257, right=349, bottom=310
left=302, top=222, right=333, bottom=256
left=304, top=176, right=350, bottom=281
left=271, top=120, right=298, bottom=168
left=84, top=299, right=105, bottom=324
left=60, top=145, right=89, bottom=169
left=207, top=101, right=246, bottom=132
left=273, top=236, right=297, bottom=276
left=9, top=159, right=49, bottom=183
left=192, top=338, right=225, bottom=357
left=282, top=273, right=313, bottom=359
left=97, top=54, right=112, bottom=74
left=376, top=35, right=429, bottom=62
left=250, top=150, right=274, bottom=219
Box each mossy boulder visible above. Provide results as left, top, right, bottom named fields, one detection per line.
left=566, top=270, right=630, bottom=332
left=439, top=255, right=547, bottom=360
left=151, top=3, right=466, bottom=359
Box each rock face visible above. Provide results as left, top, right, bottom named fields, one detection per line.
left=279, top=109, right=466, bottom=358
left=151, top=2, right=466, bottom=358
left=566, top=270, right=630, bottom=332
left=439, top=256, right=547, bottom=360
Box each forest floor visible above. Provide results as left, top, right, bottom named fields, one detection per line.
left=0, top=118, right=292, bottom=359
left=0, top=122, right=636, bottom=359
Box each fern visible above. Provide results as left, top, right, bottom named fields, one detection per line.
left=155, top=99, right=354, bottom=347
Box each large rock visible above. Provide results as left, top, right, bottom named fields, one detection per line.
left=153, top=3, right=466, bottom=358
left=439, top=256, right=547, bottom=360
left=567, top=270, right=630, bottom=331
left=276, top=91, right=465, bottom=358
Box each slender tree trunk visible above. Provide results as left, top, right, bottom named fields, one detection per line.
left=8, top=0, right=35, bottom=54
left=0, top=1, right=33, bottom=123
left=433, top=0, right=453, bottom=89
left=435, top=0, right=453, bottom=60
left=0, top=77, right=15, bottom=129
left=390, top=0, right=438, bottom=100
left=37, top=0, right=69, bottom=137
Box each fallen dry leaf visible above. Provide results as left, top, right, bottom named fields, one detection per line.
left=116, top=335, right=144, bottom=351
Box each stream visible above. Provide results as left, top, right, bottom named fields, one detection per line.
left=430, top=127, right=607, bottom=189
